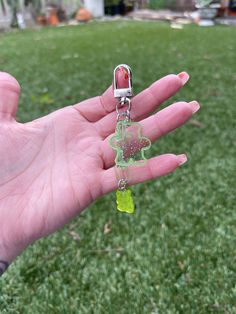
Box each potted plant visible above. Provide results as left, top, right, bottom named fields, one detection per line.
left=24, top=0, right=46, bottom=25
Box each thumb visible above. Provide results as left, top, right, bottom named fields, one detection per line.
left=0, top=72, right=20, bottom=121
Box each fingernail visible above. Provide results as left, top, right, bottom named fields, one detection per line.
left=177, top=154, right=188, bottom=166
left=189, top=100, right=200, bottom=113
left=178, top=72, right=190, bottom=85
left=116, top=66, right=129, bottom=89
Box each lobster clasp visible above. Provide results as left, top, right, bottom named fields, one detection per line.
left=113, top=64, right=133, bottom=98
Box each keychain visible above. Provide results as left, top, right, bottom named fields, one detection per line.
left=109, top=64, right=151, bottom=214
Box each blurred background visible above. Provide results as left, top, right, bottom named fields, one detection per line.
left=0, top=1, right=235, bottom=313
left=0, top=0, right=236, bottom=29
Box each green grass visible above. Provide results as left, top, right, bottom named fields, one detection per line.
left=0, top=21, right=235, bottom=313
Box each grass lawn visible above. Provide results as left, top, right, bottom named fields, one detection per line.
left=0, top=21, right=235, bottom=313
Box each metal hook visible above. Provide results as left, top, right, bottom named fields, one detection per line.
left=113, top=64, right=133, bottom=98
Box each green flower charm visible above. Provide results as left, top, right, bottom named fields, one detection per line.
left=109, top=120, right=151, bottom=168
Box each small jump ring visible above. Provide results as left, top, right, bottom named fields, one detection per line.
left=116, top=97, right=131, bottom=114
left=118, top=178, right=128, bottom=191
left=117, top=110, right=131, bottom=122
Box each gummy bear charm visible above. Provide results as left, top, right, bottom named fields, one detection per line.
left=116, top=189, right=135, bottom=214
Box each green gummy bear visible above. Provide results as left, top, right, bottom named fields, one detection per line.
left=116, top=189, right=135, bottom=214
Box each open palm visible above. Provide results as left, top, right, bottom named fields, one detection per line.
left=0, top=71, right=199, bottom=262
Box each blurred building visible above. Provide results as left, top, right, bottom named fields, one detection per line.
left=0, top=0, right=11, bottom=29
left=83, top=0, right=104, bottom=17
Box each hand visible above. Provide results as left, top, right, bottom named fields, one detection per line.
left=0, top=71, right=199, bottom=265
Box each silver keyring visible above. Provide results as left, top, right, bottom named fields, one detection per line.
left=116, top=97, right=131, bottom=115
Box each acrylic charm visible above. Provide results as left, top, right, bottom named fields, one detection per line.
left=110, top=120, right=151, bottom=167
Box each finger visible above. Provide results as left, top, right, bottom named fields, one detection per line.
left=74, top=66, right=131, bottom=122
left=140, top=100, right=200, bottom=141
left=73, top=69, right=127, bottom=122
left=0, top=72, right=21, bottom=120
left=73, top=92, right=119, bottom=122
left=96, top=72, right=189, bottom=138
left=101, top=101, right=199, bottom=169
left=101, top=154, right=187, bottom=195
left=74, top=72, right=189, bottom=124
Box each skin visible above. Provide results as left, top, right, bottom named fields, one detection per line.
left=0, top=70, right=200, bottom=269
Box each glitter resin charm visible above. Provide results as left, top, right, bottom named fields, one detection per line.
left=110, top=120, right=151, bottom=168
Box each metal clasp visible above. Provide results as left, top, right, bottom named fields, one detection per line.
left=113, top=64, right=133, bottom=98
